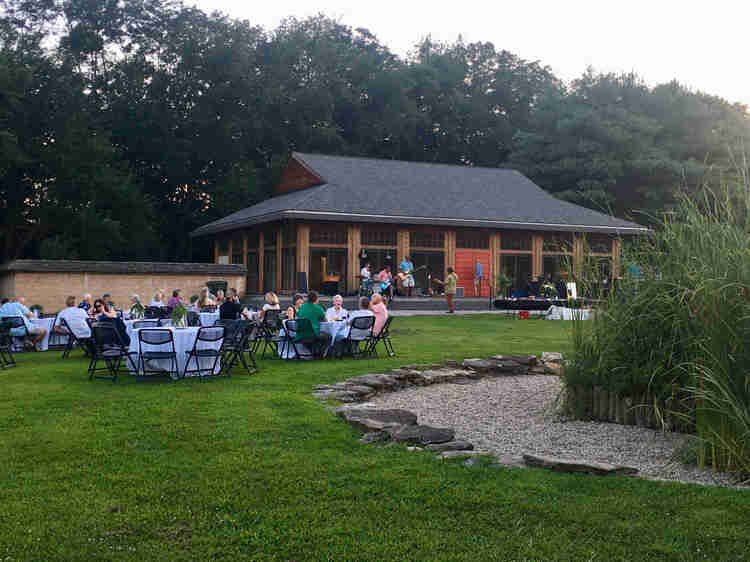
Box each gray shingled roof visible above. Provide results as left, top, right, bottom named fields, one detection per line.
left=0, top=260, right=247, bottom=275
left=192, top=153, right=647, bottom=236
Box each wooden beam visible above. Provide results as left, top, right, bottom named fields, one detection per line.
left=397, top=229, right=410, bottom=265
left=532, top=234, right=543, bottom=277
left=612, top=238, right=622, bottom=279
left=490, top=232, right=500, bottom=295
left=276, top=226, right=283, bottom=293
left=348, top=225, right=360, bottom=293
left=296, top=224, right=310, bottom=289
left=213, top=238, right=219, bottom=264
left=258, top=231, right=264, bottom=294
left=573, top=234, right=584, bottom=280
left=445, top=230, right=456, bottom=278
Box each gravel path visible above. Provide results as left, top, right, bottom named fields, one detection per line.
left=370, top=375, right=743, bottom=487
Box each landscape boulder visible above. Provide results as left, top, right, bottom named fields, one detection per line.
left=390, top=425, right=455, bottom=445
left=522, top=454, right=638, bottom=476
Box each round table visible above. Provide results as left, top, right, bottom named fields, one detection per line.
left=127, top=326, right=223, bottom=377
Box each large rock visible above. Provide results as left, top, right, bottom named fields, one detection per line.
left=541, top=352, right=563, bottom=363
left=427, top=440, right=474, bottom=452
left=462, top=359, right=496, bottom=374
left=496, top=354, right=538, bottom=366
left=419, top=368, right=472, bottom=385
left=390, top=425, right=455, bottom=445
left=312, top=390, right=362, bottom=402
left=360, top=431, right=389, bottom=444
left=522, top=454, right=638, bottom=476
left=388, top=368, right=424, bottom=384
left=346, top=373, right=401, bottom=390
left=337, top=407, right=418, bottom=432
left=438, top=450, right=490, bottom=460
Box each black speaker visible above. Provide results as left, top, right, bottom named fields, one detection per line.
left=297, top=271, right=308, bottom=293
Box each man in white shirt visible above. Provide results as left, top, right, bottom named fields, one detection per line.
left=54, top=296, right=92, bottom=339
left=347, top=297, right=375, bottom=340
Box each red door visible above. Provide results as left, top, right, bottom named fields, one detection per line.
left=455, top=250, right=491, bottom=297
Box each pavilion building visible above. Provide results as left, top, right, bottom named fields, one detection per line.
left=191, top=153, right=647, bottom=296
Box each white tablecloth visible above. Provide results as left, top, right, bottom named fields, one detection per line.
left=278, top=321, right=349, bottom=359
left=124, top=319, right=173, bottom=343
left=547, top=306, right=593, bottom=321
left=200, top=311, right=220, bottom=326
left=128, top=327, right=222, bottom=377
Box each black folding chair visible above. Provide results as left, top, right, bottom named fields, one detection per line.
left=47, top=314, right=70, bottom=352
left=133, top=320, right=159, bottom=329
left=186, top=311, right=201, bottom=327
left=184, top=326, right=225, bottom=380
left=0, top=318, right=16, bottom=368
left=342, top=315, right=375, bottom=359
left=60, top=317, right=92, bottom=359
left=367, top=316, right=395, bottom=358
left=282, top=319, right=316, bottom=360
left=255, top=309, right=284, bottom=359
left=4, top=316, right=29, bottom=351
left=88, top=322, right=137, bottom=382
left=137, top=328, right=179, bottom=380
left=218, top=320, right=258, bottom=375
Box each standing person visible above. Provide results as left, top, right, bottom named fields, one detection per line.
left=378, top=266, right=394, bottom=304
left=369, top=293, right=389, bottom=335
left=443, top=267, right=459, bottom=313
left=399, top=255, right=415, bottom=297
left=473, top=258, right=484, bottom=297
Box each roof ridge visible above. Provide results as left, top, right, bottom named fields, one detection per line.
left=293, top=151, right=522, bottom=173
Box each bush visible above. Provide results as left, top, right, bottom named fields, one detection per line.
left=564, top=169, right=750, bottom=478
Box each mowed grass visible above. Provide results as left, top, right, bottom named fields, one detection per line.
left=1, top=315, right=748, bottom=561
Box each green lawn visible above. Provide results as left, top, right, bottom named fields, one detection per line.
left=1, top=315, right=748, bottom=561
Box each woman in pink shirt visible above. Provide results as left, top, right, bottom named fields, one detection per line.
left=370, top=293, right=389, bottom=335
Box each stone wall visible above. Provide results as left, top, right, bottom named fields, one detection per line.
left=0, top=260, right=247, bottom=313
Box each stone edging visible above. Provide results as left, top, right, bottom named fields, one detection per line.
left=313, top=352, right=639, bottom=477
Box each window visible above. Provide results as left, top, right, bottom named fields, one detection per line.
left=310, top=225, right=347, bottom=245
left=263, top=250, right=277, bottom=292
left=456, top=230, right=489, bottom=249
left=231, top=232, right=244, bottom=264
left=410, top=231, right=444, bottom=248
left=542, top=234, right=573, bottom=253
left=246, top=251, right=259, bottom=293
left=501, top=233, right=532, bottom=251
left=543, top=255, right=572, bottom=279
left=361, top=229, right=397, bottom=247
left=501, top=254, right=532, bottom=293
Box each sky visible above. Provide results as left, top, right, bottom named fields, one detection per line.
left=190, top=0, right=749, bottom=107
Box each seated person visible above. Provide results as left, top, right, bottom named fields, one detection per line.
left=348, top=297, right=374, bottom=338
left=370, top=293, right=389, bottom=336
left=525, top=276, right=541, bottom=298
left=295, top=290, right=331, bottom=356
left=325, top=295, right=348, bottom=322
left=259, top=292, right=280, bottom=321
left=197, top=287, right=215, bottom=309
left=92, top=299, right=130, bottom=345
left=219, top=288, right=251, bottom=320
left=167, top=289, right=184, bottom=309
left=286, top=294, right=305, bottom=320
left=215, top=289, right=225, bottom=306
left=78, top=293, right=92, bottom=312
left=102, top=293, right=115, bottom=309
left=149, top=290, right=165, bottom=307
left=54, top=296, right=92, bottom=340
left=0, top=297, right=47, bottom=350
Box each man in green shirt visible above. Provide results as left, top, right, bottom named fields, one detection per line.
left=294, top=290, right=331, bottom=356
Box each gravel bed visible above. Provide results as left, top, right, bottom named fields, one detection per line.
left=370, top=375, right=744, bottom=488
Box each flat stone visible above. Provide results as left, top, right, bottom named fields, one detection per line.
left=407, top=446, right=424, bottom=452
left=527, top=366, right=547, bottom=375
left=427, top=440, right=474, bottom=452
left=489, top=360, right=524, bottom=373
left=491, top=455, right=526, bottom=468
left=462, top=358, right=496, bottom=372
left=419, top=368, right=471, bottom=385
left=312, top=390, right=361, bottom=402
left=388, top=368, right=424, bottom=384
left=337, top=408, right=418, bottom=432
left=450, top=378, right=476, bottom=385
left=438, top=450, right=490, bottom=460
left=495, top=354, right=538, bottom=366
left=463, top=458, right=481, bottom=467
left=522, top=454, right=638, bottom=476
left=543, top=363, right=563, bottom=376
left=390, top=425, right=455, bottom=445
left=360, top=431, right=389, bottom=444
left=541, top=352, right=563, bottom=363
left=346, top=373, right=401, bottom=390
left=443, top=359, right=461, bottom=367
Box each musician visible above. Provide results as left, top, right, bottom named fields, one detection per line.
left=473, top=259, right=483, bottom=296
left=377, top=266, right=394, bottom=303
left=399, top=255, right=415, bottom=297
left=432, top=267, right=458, bottom=313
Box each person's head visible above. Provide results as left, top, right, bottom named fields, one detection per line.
left=93, top=299, right=106, bottom=313
left=154, top=290, right=163, bottom=301
left=371, top=293, right=383, bottom=306
left=307, top=290, right=319, bottom=303
left=17, top=296, right=25, bottom=305
left=102, top=294, right=111, bottom=302
left=447, top=267, right=454, bottom=274
left=228, top=288, right=238, bottom=300
left=405, top=255, right=410, bottom=262
left=333, top=295, right=343, bottom=308
left=216, top=289, right=225, bottom=300
left=293, top=293, right=304, bottom=309
left=265, top=292, right=279, bottom=306
left=199, top=287, right=209, bottom=299
left=359, top=296, right=370, bottom=310
left=83, top=293, right=91, bottom=303
left=173, top=289, right=180, bottom=298
left=365, top=262, right=371, bottom=269
left=65, top=296, right=76, bottom=308
left=130, top=294, right=140, bottom=304
left=386, top=266, right=391, bottom=273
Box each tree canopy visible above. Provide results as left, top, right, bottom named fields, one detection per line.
left=1, top=0, right=748, bottom=263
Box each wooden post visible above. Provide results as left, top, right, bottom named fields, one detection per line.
left=573, top=234, right=584, bottom=280
left=276, top=226, right=283, bottom=293
left=532, top=234, right=543, bottom=278
left=296, top=224, right=310, bottom=288
left=490, top=232, right=500, bottom=295
left=397, top=229, right=410, bottom=264
left=612, top=237, right=622, bottom=279
left=213, top=238, right=219, bottom=264
left=348, top=225, right=360, bottom=293
left=445, top=230, right=456, bottom=277
left=242, top=232, right=248, bottom=265
left=258, top=231, right=264, bottom=294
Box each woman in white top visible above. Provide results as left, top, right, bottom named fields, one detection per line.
left=259, top=292, right=280, bottom=320
left=149, top=290, right=165, bottom=307
left=325, top=294, right=348, bottom=322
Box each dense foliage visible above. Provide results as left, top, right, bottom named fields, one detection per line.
left=1, top=0, right=749, bottom=262
left=565, top=168, right=750, bottom=477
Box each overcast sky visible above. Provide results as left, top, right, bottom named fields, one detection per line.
left=190, top=0, right=749, bottom=107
